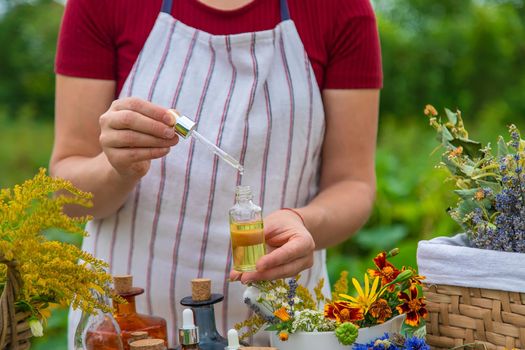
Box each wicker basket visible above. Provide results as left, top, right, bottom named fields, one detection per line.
left=0, top=257, right=32, bottom=350
left=423, top=283, right=525, bottom=350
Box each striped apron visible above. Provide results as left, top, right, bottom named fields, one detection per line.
left=69, top=0, right=328, bottom=347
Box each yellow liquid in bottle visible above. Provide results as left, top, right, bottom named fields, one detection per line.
left=230, top=221, right=266, bottom=272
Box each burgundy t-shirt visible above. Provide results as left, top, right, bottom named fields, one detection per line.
left=56, top=0, right=382, bottom=96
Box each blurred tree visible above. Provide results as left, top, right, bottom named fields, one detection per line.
left=0, top=0, right=62, bottom=121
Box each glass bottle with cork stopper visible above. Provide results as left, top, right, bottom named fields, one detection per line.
left=229, top=186, right=266, bottom=272
left=180, top=279, right=227, bottom=350
left=113, top=275, right=168, bottom=350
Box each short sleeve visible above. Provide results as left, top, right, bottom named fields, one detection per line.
left=55, top=0, right=116, bottom=80
left=324, top=0, right=382, bottom=89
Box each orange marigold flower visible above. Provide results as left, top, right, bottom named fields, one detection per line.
left=369, top=298, right=392, bottom=324
left=273, top=307, right=290, bottom=322
left=424, top=104, right=438, bottom=116
left=324, top=301, right=364, bottom=323
left=278, top=331, right=289, bottom=341
left=396, top=285, right=428, bottom=327
left=367, top=252, right=400, bottom=290
left=402, top=267, right=426, bottom=286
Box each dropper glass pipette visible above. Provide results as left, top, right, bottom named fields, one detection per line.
left=168, top=109, right=244, bottom=175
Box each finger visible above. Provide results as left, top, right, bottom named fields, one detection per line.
left=101, top=129, right=179, bottom=148
left=240, top=256, right=313, bottom=283
left=229, top=270, right=242, bottom=282
left=108, top=147, right=170, bottom=165
left=256, top=237, right=314, bottom=271
left=103, top=110, right=176, bottom=140
left=111, top=97, right=172, bottom=125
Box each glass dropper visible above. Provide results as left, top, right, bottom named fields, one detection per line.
left=167, top=109, right=244, bottom=175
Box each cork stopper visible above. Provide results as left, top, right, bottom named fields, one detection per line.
left=114, top=275, right=133, bottom=294
left=129, top=338, right=165, bottom=350
left=127, top=331, right=149, bottom=344
left=191, top=278, right=211, bottom=301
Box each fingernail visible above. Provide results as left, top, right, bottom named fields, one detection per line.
left=164, top=128, right=175, bottom=139
left=164, top=111, right=176, bottom=126
left=242, top=280, right=253, bottom=285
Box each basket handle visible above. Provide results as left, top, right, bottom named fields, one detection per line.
left=0, top=255, right=24, bottom=350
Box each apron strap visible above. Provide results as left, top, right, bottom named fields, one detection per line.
left=280, top=0, right=290, bottom=21
left=161, top=0, right=173, bottom=14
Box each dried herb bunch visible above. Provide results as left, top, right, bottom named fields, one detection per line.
left=426, top=105, right=525, bottom=252
left=0, top=169, right=115, bottom=333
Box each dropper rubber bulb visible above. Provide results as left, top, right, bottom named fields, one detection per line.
left=224, top=329, right=241, bottom=350
left=179, top=308, right=199, bottom=345
left=182, top=308, right=196, bottom=329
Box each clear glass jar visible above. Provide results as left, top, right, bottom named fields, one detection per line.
left=229, top=186, right=265, bottom=272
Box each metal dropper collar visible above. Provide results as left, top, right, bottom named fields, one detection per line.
left=168, top=109, right=196, bottom=139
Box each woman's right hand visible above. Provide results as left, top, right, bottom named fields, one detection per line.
left=99, top=97, right=179, bottom=180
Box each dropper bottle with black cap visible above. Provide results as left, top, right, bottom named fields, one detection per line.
left=180, top=279, right=227, bottom=350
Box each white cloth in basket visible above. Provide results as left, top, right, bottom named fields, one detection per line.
left=417, top=233, right=525, bottom=293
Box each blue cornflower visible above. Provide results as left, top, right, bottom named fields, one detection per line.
left=404, top=336, right=430, bottom=350
left=514, top=153, right=520, bottom=161
left=516, top=166, right=522, bottom=174
left=352, top=333, right=399, bottom=350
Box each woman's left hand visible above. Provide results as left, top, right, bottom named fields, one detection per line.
left=229, top=209, right=315, bottom=283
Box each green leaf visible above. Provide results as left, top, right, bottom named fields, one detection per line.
left=441, top=126, right=454, bottom=143
left=457, top=199, right=478, bottom=218
left=445, top=108, right=458, bottom=125
left=450, top=138, right=483, bottom=158
left=453, top=188, right=478, bottom=200
left=441, top=155, right=461, bottom=175
left=460, top=164, right=475, bottom=177
left=477, top=179, right=502, bottom=193
left=497, top=136, right=508, bottom=159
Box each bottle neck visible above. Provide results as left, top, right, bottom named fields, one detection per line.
left=192, top=305, right=219, bottom=338
left=114, top=295, right=137, bottom=316
left=235, top=186, right=252, bottom=203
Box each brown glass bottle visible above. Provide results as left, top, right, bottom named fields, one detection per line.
left=113, top=275, right=168, bottom=350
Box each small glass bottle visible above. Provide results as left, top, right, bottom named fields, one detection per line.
left=112, top=275, right=168, bottom=350
left=229, top=186, right=266, bottom=271
left=76, top=290, right=125, bottom=350
left=179, top=309, right=200, bottom=350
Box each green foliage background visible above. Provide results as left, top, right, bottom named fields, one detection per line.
left=0, top=0, right=524, bottom=348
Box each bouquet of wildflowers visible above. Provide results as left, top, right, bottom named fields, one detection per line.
left=425, top=105, right=525, bottom=252
left=236, top=249, right=427, bottom=347
left=352, top=333, right=430, bottom=350
left=0, top=169, right=117, bottom=337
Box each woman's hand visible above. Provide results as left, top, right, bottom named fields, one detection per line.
left=99, top=97, right=179, bottom=179
left=229, top=209, right=315, bottom=283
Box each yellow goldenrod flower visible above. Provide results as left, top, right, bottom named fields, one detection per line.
left=339, top=274, right=380, bottom=313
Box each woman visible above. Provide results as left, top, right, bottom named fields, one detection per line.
left=51, top=0, right=381, bottom=347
